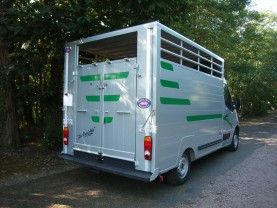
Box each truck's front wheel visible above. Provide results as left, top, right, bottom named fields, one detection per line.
left=166, top=151, right=191, bottom=185
left=227, top=129, right=239, bottom=151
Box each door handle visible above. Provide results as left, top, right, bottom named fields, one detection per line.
left=116, top=111, right=131, bottom=114
left=77, top=109, right=87, bottom=112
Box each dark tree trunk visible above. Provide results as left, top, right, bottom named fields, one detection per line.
left=44, top=56, right=63, bottom=149
left=39, top=72, right=44, bottom=126
left=22, top=74, right=35, bottom=126
left=2, top=72, right=20, bottom=147
left=0, top=39, right=20, bottom=148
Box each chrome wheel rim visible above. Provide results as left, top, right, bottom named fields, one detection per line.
left=234, top=134, right=239, bottom=148
left=177, top=155, right=189, bottom=179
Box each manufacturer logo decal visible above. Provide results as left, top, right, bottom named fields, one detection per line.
left=77, top=127, right=96, bottom=139
left=137, top=98, right=151, bottom=109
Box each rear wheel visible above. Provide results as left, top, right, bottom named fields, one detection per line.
left=227, top=130, right=239, bottom=151
left=166, top=151, right=191, bottom=185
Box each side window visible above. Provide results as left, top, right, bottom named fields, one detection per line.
left=224, top=85, right=233, bottom=111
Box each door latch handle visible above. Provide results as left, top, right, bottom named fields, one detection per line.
left=77, top=109, right=87, bottom=112
left=97, top=83, right=107, bottom=90
left=116, top=111, right=131, bottom=114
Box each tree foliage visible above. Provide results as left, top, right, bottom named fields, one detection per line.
left=0, top=0, right=276, bottom=148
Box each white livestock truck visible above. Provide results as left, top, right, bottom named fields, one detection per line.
left=61, top=22, right=240, bottom=185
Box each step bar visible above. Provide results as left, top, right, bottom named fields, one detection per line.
left=60, top=150, right=153, bottom=182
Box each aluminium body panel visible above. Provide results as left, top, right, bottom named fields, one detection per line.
left=155, top=58, right=224, bottom=172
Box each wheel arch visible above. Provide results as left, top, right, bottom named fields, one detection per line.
left=184, top=147, right=195, bottom=162
left=235, top=125, right=240, bottom=134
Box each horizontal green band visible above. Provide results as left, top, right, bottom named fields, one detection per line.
left=187, top=114, right=222, bottom=122
left=104, top=95, right=120, bottom=101
left=86, top=95, right=120, bottom=102
left=161, top=61, right=173, bottom=71
left=104, top=72, right=129, bottom=80
left=104, top=117, right=113, bottom=124
left=80, top=72, right=129, bottom=82
left=86, top=95, right=100, bottom=102
left=160, top=97, right=191, bottom=105
left=91, top=116, right=113, bottom=124
left=91, top=116, right=100, bottom=123
left=80, top=74, right=100, bottom=82
left=160, top=79, right=179, bottom=89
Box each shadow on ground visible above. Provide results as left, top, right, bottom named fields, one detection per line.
left=0, top=139, right=266, bottom=208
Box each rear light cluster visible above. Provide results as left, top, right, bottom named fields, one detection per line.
left=144, top=136, right=152, bottom=160
left=63, top=127, right=69, bottom=145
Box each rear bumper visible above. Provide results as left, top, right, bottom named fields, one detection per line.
left=60, top=150, right=153, bottom=182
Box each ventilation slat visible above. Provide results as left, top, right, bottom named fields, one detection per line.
left=160, top=31, right=223, bottom=79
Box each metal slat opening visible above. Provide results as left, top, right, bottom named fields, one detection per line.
left=161, top=30, right=223, bottom=78
left=78, top=32, right=137, bottom=65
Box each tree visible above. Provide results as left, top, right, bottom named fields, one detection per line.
left=0, top=1, right=20, bottom=147
left=0, top=0, right=275, bottom=148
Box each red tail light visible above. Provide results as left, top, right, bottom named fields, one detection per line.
left=144, top=136, right=152, bottom=160
left=63, top=127, right=69, bottom=145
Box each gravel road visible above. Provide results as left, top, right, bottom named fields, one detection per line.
left=0, top=113, right=276, bottom=208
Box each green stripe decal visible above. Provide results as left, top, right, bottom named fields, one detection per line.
left=91, top=116, right=113, bottom=124
left=104, top=95, right=120, bottom=101
left=91, top=116, right=100, bottom=123
left=80, top=74, right=100, bottom=82
left=86, top=95, right=120, bottom=102
left=86, top=96, right=100, bottom=102
left=160, top=97, right=191, bottom=105
left=187, top=114, right=222, bottom=122
left=104, top=72, right=129, bottom=80
left=160, top=79, right=179, bottom=89
left=104, top=117, right=113, bottom=124
left=161, top=61, right=173, bottom=71
left=223, top=116, right=233, bottom=127
left=80, top=72, right=128, bottom=82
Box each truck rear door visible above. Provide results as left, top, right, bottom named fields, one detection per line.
left=75, top=58, right=137, bottom=161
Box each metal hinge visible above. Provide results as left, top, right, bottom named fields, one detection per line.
left=134, top=63, right=141, bottom=77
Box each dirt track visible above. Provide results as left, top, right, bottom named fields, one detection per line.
left=0, top=113, right=276, bottom=208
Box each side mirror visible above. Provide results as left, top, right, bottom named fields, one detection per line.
left=233, top=97, right=241, bottom=111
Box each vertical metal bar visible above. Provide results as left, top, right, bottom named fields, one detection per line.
left=151, top=23, right=159, bottom=173
left=145, top=27, right=153, bottom=172
left=100, top=64, right=105, bottom=154
left=180, top=41, right=183, bottom=65
left=64, top=48, right=70, bottom=93
left=73, top=46, right=78, bottom=149
left=197, top=50, right=200, bottom=71
left=63, top=47, right=71, bottom=154
left=222, top=60, right=225, bottom=78
left=146, top=27, right=153, bottom=102
left=210, top=56, right=213, bottom=75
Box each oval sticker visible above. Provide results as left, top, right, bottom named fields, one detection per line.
left=137, top=98, right=151, bottom=109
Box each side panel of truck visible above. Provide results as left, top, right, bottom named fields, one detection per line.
left=155, top=59, right=224, bottom=172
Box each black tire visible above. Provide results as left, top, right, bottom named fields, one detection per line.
left=165, top=151, right=191, bottom=185
left=227, top=129, right=239, bottom=151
